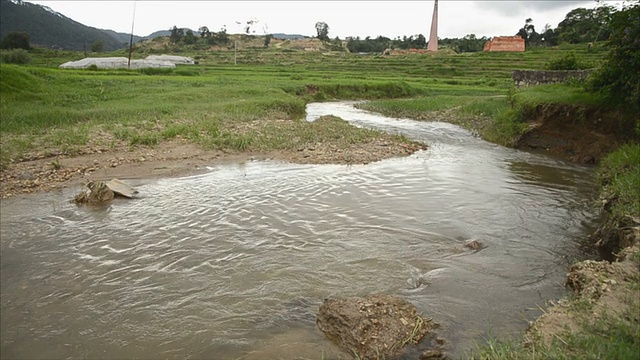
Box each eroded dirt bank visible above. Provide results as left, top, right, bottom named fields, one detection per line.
left=515, top=103, right=637, bottom=163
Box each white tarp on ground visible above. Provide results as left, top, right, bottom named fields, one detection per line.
left=59, top=57, right=176, bottom=69
left=145, top=54, right=196, bottom=65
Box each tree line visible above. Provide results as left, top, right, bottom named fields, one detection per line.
left=312, top=4, right=624, bottom=53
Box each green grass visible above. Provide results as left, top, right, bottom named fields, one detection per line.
left=509, top=83, right=607, bottom=108
left=597, top=143, right=640, bottom=218
left=472, top=306, right=640, bottom=360
left=0, top=44, right=608, bottom=166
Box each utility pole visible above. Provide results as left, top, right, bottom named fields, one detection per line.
left=128, top=1, right=137, bottom=69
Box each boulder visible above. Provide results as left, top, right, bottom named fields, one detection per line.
left=74, top=179, right=137, bottom=204
left=106, top=178, right=138, bottom=198
left=74, top=181, right=114, bottom=204
left=316, top=294, right=435, bottom=360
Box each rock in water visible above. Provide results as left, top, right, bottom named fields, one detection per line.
left=74, top=181, right=114, bottom=204
left=106, top=178, right=138, bottom=198
left=316, top=294, right=435, bottom=360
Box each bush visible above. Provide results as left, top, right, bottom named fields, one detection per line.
left=0, top=49, right=31, bottom=64
left=0, top=31, right=30, bottom=50
left=546, top=52, right=585, bottom=70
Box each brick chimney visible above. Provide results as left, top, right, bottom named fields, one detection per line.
left=427, top=0, right=438, bottom=51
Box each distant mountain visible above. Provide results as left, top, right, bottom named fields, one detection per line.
left=145, top=28, right=196, bottom=40
left=0, top=0, right=141, bottom=51
left=272, top=33, right=308, bottom=40
left=102, top=29, right=144, bottom=47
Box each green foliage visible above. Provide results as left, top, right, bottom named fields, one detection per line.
left=169, top=26, right=184, bottom=44
left=440, top=34, right=489, bottom=53
left=588, top=3, right=640, bottom=114
left=557, top=6, right=617, bottom=44
left=0, top=48, right=31, bottom=64
left=546, top=52, right=586, bottom=70
left=315, top=22, right=329, bottom=42
left=0, top=31, right=30, bottom=50
left=347, top=36, right=391, bottom=53
left=90, top=39, right=104, bottom=53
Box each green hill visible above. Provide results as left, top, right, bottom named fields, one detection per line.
left=0, top=0, right=142, bottom=51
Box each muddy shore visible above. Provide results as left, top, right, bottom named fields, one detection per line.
left=0, top=137, right=426, bottom=199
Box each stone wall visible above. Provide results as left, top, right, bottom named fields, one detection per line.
left=483, top=36, right=525, bottom=52
left=512, top=69, right=593, bottom=87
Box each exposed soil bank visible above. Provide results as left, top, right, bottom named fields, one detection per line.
left=517, top=136, right=640, bottom=357
left=515, top=103, right=637, bottom=164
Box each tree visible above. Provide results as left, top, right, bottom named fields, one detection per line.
left=264, top=34, right=272, bottom=48
left=209, top=27, right=230, bottom=46
left=0, top=31, right=31, bottom=50
left=199, top=26, right=211, bottom=38
left=588, top=3, right=640, bottom=113
left=315, top=22, right=329, bottom=42
left=516, top=18, right=540, bottom=48
left=556, top=6, right=617, bottom=44
left=169, top=26, right=184, bottom=44
left=183, top=29, right=197, bottom=45
left=411, top=34, right=427, bottom=48
left=90, top=39, right=104, bottom=52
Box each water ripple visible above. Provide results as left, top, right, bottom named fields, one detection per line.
left=0, top=102, right=598, bottom=360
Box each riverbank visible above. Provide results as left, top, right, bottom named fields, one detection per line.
left=0, top=115, right=426, bottom=199
left=475, top=143, right=639, bottom=359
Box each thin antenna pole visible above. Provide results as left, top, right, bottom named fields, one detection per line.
left=128, top=1, right=137, bottom=69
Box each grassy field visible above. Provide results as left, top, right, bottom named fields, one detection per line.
left=0, top=43, right=606, bottom=168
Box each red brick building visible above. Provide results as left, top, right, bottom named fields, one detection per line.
left=483, top=36, right=525, bottom=52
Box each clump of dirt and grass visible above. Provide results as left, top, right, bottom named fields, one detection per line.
left=316, top=294, right=438, bottom=360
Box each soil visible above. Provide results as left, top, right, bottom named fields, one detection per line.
left=0, top=137, right=425, bottom=199
left=525, top=244, right=640, bottom=348
left=515, top=104, right=637, bottom=163
left=316, top=294, right=438, bottom=360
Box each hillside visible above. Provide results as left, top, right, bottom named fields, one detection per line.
left=0, top=0, right=140, bottom=51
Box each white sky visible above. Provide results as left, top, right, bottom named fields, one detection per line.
left=28, top=0, right=615, bottom=39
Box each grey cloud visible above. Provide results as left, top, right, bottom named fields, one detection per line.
left=471, top=0, right=593, bottom=16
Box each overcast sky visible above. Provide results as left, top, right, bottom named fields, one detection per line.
left=28, top=0, right=616, bottom=39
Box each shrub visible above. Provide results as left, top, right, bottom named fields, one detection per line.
left=0, top=31, right=30, bottom=50
left=0, top=49, right=31, bottom=64
left=546, top=52, right=585, bottom=70
left=588, top=3, right=640, bottom=114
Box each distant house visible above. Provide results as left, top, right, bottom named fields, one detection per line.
left=483, top=36, right=525, bottom=52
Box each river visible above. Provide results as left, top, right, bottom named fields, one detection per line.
left=0, top=102, right=598, bottom=359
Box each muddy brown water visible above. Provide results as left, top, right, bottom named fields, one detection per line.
left=1, top=102, right=598, bottom=359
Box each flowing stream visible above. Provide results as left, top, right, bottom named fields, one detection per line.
left=1, top=102, right=598, bottom=359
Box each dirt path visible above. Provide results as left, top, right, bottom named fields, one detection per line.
left=0, top=138, right=425, bottom=199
